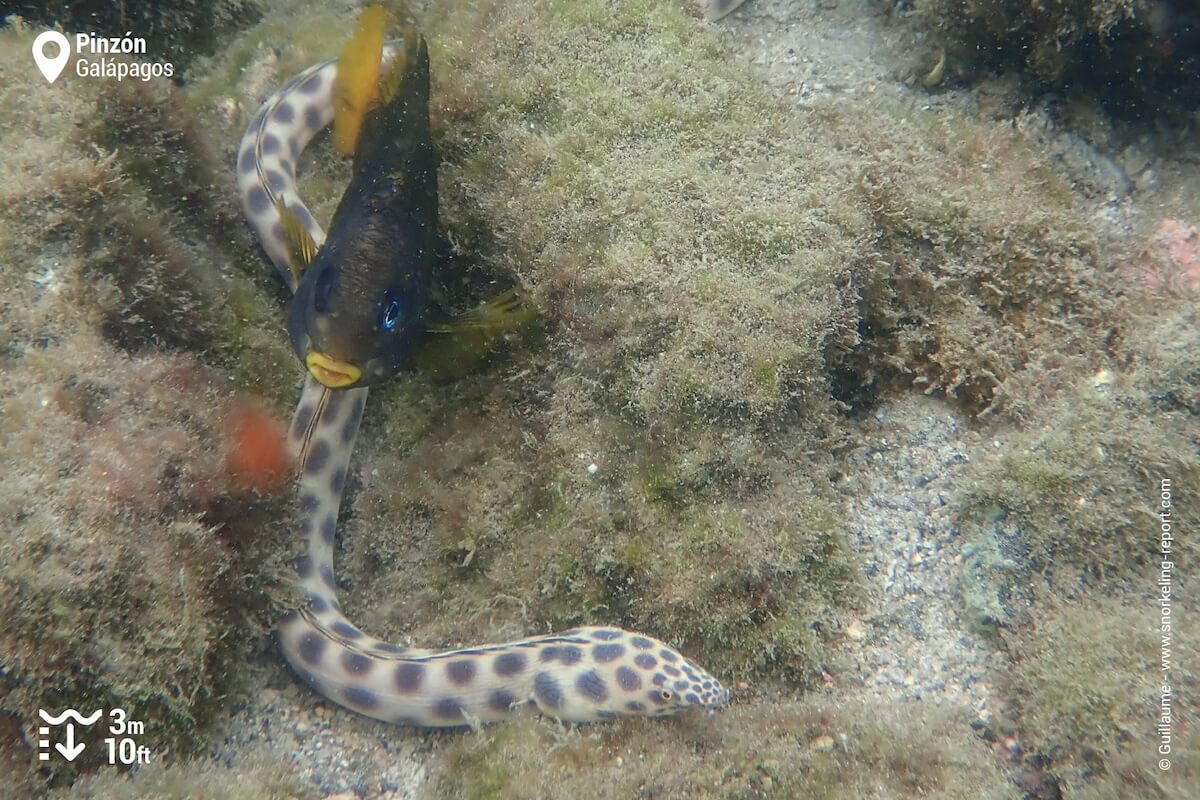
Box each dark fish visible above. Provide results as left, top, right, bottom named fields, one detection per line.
left=287, top=29, right=438, bottom=389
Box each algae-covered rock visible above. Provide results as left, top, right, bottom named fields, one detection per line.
left=432, top=698, right=1018, bottom=800
left=960, top=343, right=1198, bottom=582
left=430, top=0, right=869, bottom=426
left=1004, top=591, right=1198, bottom=797
left=56, top=748, right=307, bottom=800
left=3, top=0, right=1195, bottom=795
left=0, top=23, right=294, bottom=786
left=956, top=290, right=1198, bottom=793
left=269, top=0, right=873, bottom=686
left=822, top=102, right=1124, bottom=417
left=911, top=0, right=1200, bottom=117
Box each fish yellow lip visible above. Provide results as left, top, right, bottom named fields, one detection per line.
left=305, top=351, right=362, bottom=388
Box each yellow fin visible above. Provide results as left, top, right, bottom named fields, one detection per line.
left=332, top=5, right=388, bottom=156
left=414, top=288, right=538, bottom=378
left=274, top=197, right=319, bottom=283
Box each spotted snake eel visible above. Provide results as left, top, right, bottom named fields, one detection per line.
left=235, top=41, right=729, bottom=727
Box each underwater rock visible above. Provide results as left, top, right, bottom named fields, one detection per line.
left=911, top=0, right=1200, bottom=117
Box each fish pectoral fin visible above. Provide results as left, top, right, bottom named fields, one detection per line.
left=413, top=287, right=538, bottom=378
left=274, top=198, right=319, bottom=280
left=433, top=287, right=537, bottom=332
left=332, top=5, right=388, bottom=156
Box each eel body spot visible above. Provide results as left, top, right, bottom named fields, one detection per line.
left=343, top=686, right=379, bottom=709
left=330, top=619, right=361, bottom=639
left=539, top=645, right=582, bottom=665
left=493, top=651, right=526, bottom=677
left=575, top=670, right=608, bottom=702
left=298, top=72, right=324, bottom=94
left=616, top=666, right=641, bottom=692
left=592, top=643, right=625, bottom=663
left=488, top=689, right=517, bottom=713
left=445, top=659, right=476, bottom=686
left=533, top=672, right=562, bottom=710
left=247, top=185, right=269, bottom=214
left=432, top=696, right=464, bottom=721
left=305, top=105, right=322, bottom=130
left=305, top=439, right=331, bottom=474
left=298, top=632, right=326, bottom=666
left=291, top=403, right=315, bottom=440
left=634, top=653, right=657, bottom=670
left=342, top=651, right=374, bottom=675
left=394, top=663, right=425, bottom=694
left=273, top=102, right=295, bottom=124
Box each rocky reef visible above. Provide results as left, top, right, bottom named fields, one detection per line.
left=0, top=0, right=1195, bottom=797
left=909, top=0, right=1200, bottom=117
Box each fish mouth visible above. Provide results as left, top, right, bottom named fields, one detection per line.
left=305, top=351, right=362, bottom=388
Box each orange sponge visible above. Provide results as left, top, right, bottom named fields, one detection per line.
left=224, top=401, right=292, bottom=494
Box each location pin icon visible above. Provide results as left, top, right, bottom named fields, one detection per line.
left=33, top=31, right=70, bottom=84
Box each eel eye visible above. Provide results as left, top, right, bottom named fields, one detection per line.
left=380, top=298, right=402, bottom=331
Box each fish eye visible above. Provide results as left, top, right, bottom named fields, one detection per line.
left=660, top=688, right=674, bottom=702
left=380, top=297, right=402, bottom=331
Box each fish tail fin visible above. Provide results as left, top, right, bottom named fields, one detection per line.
left=350, top=24, right=432, bottom=176
left=378, top=26, right=420, bottom=103
left=377, top=25, right=429, bottom=111
left=332, top=4, right=389, bottom=156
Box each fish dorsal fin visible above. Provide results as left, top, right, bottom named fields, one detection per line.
left=414, top=287, right=538, bottom=379
left=332, top=5, right=388, bottom=156
left=273, top=197, right=320, bottom=283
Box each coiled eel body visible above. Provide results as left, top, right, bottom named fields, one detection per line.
left=236, top=43, right=729, bottom=727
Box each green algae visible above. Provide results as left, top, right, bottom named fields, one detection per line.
left=57, top=748, right=307, bottom=800
left=430, top=0, right=867, bottom=424
left=963, top=382, right=1198, bottom=577
left=955, top=300, right=1199, bottom=792
left=431, top=700, right=1017, bottom=800
left=1003, top=592, right=1198, bottom=797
